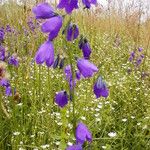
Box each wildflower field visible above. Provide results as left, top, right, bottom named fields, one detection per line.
left=0, top=0, right=150, bottom=150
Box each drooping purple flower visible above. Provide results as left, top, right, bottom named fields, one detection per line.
left=93, top=76, right=109, bottom=98
left=8, top=56, right=19, bottom=67
left=66, top=23, right=79, bottom=41
left=35, top=40, right=54, bottom=67
left=55, top=91, right=68, bottom=108
left=0, top=78, right=10, bottom=87
left=5, top=86, right=12, bottom=96
left=0, top=78, right=12, bottom=96
left=138, top=47, right=143, bottom=52
left=53, top=54, right=60, bottom=69
left=59, top=57, right=65, bottom=69
left=65, top=65, right=72, bottom=81
left=41, top=15, right=63, bottom=40
left=77, top=58, right=98, bottom=78
left=76, top=70, right=81, bottom=80
left=0, top=28, right=5, bottom=41
left=66, top=144, right=82, bottom=150
left=32, top=2, right=56, bottom=19
left=129, top=51, right=135, bottom=62
left=57, top=0, right=78, bottom=14
left=6, top=25, right=11, bottom=32
left=79, top=38, right=91, bottom=59
left=27, top=19, right=36, bottom=32
left=0, top=45, right=5, bottom=61
left=82, top=0, right=97, bottom=9
left=76, top=122, right=92, bottom=145
left=136, top=58, right=142, bottom=66
left=64, top=65, right=76, bottom=89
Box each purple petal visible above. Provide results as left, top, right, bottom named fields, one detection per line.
left=76, top=122, right=92, bottom=144
left=5, top=86, right=12, bottom=96
left=32, top=2, right=55, bottom=19
left=35, top=40, right=54, bottom=67
left=57, top=0, right=68, bottom=9
left=55, top=91, right=68, bottom=108
left=41, top=16, right=63, bottom=40
left=77, top=58, right=98, bottom=78
left=0, top=78, right=10, bottom=87
left=66, top=144, right=82, bottom=150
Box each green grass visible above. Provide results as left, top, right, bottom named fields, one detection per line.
left=0, top=1, right=150, bottom=150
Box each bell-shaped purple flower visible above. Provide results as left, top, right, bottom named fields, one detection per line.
left=66, top=144, right=82, bottom=150
left=5, top=86, right=12, bottom=96
left=0, top=28, right=4, bottom=41
left=0, top=78, right=12, bottom=96
left=66, top=23, right=79, bottom=41
left=32, top=2, right=56, bottom=19
left=41, top=15, right=63, bottom=40
left=6, top=25, right=11, bottom=32
left=79, top=38, right=91, bottom=59
left=64, top=65, right=76, bottom=89
left=0, top=78, right=10, bottom=87
left=77, top=58, right=98, bottom=78
left=53, top=54, right=60, bottom=69
left=35, top=40, right=54, bottom=67
left=82, top=0, right=97, bottom=9
left=76, top=70, right=81, bottom=80
left=57, top=0, right=78, bottom=14
left=129, top=51, right=135, bottom=62
left=8, top=56, right=19, bottom=67
left=93, top=76, right=109, bottom=98
left=55, top=91, right=68, bottom=108
left=138, top=47, right=143, bottom=52
left=76, top=122, right=92, bottom=145
left=0, top=45, right=5, bottom=61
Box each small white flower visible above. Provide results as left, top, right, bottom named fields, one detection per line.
left=131, top=116, right=135, bottom=119
left=13, top=132, right=20, bottom=136
left=102, top=146, right=107, bottom=149
left=55, top=141, right=60, bottom=145
left=81, top=116, right=86, bottom=120
left=96, top=118, right=101, bottom=122
left=67, top=142, right=73, bottom=146
left=108, top=132, right=117, bottom=137
left=122, top=118, right=127, bottom=122
left=137, top=122, right=141, bottom=126
left=40, top=144, right=49, bottom=149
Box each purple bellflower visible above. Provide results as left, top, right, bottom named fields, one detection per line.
left=77, top=58, right=98, bottom=78
left=5, top=86, right=12, bottom=96
left=79, top=38, right=91, bottom=59
left=138, top=47, right=143, bottom=52
left=41, top=15, right=63, bottom=40
left=53, top=54, right=60, bottom=69
left=0, top=78, right=10, bottom=87
left=129, top=51, right=135, bottom=62
left=76, top=122, right=92, bottom=145
left=57, top=0, right=78, bottom=14
left=0, top=28, right=4, bottom=41
left=93, top=76, right=109, bottom=98
left=35, top=40, right=54, bottom=67
left=66, top=144, right=82, bottom=150
left=66, top=23, right=79, bottom=41
left=0, top=45, right=5, bottom=61
left=55, top=90, right=68, bottom=108
left=32, top=2, right=56, bottom=19
left=64, top=65, right=76, bottom=89
left=6, top=25, right=11, bottom=32
left=8, top=56, right=19, bottom=67
left=0, top=78, right=12, bottom=96
left=82, top=0, right=97, bottom=9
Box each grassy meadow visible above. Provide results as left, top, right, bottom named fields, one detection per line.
left=0, top=0, right=150, bottom=150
